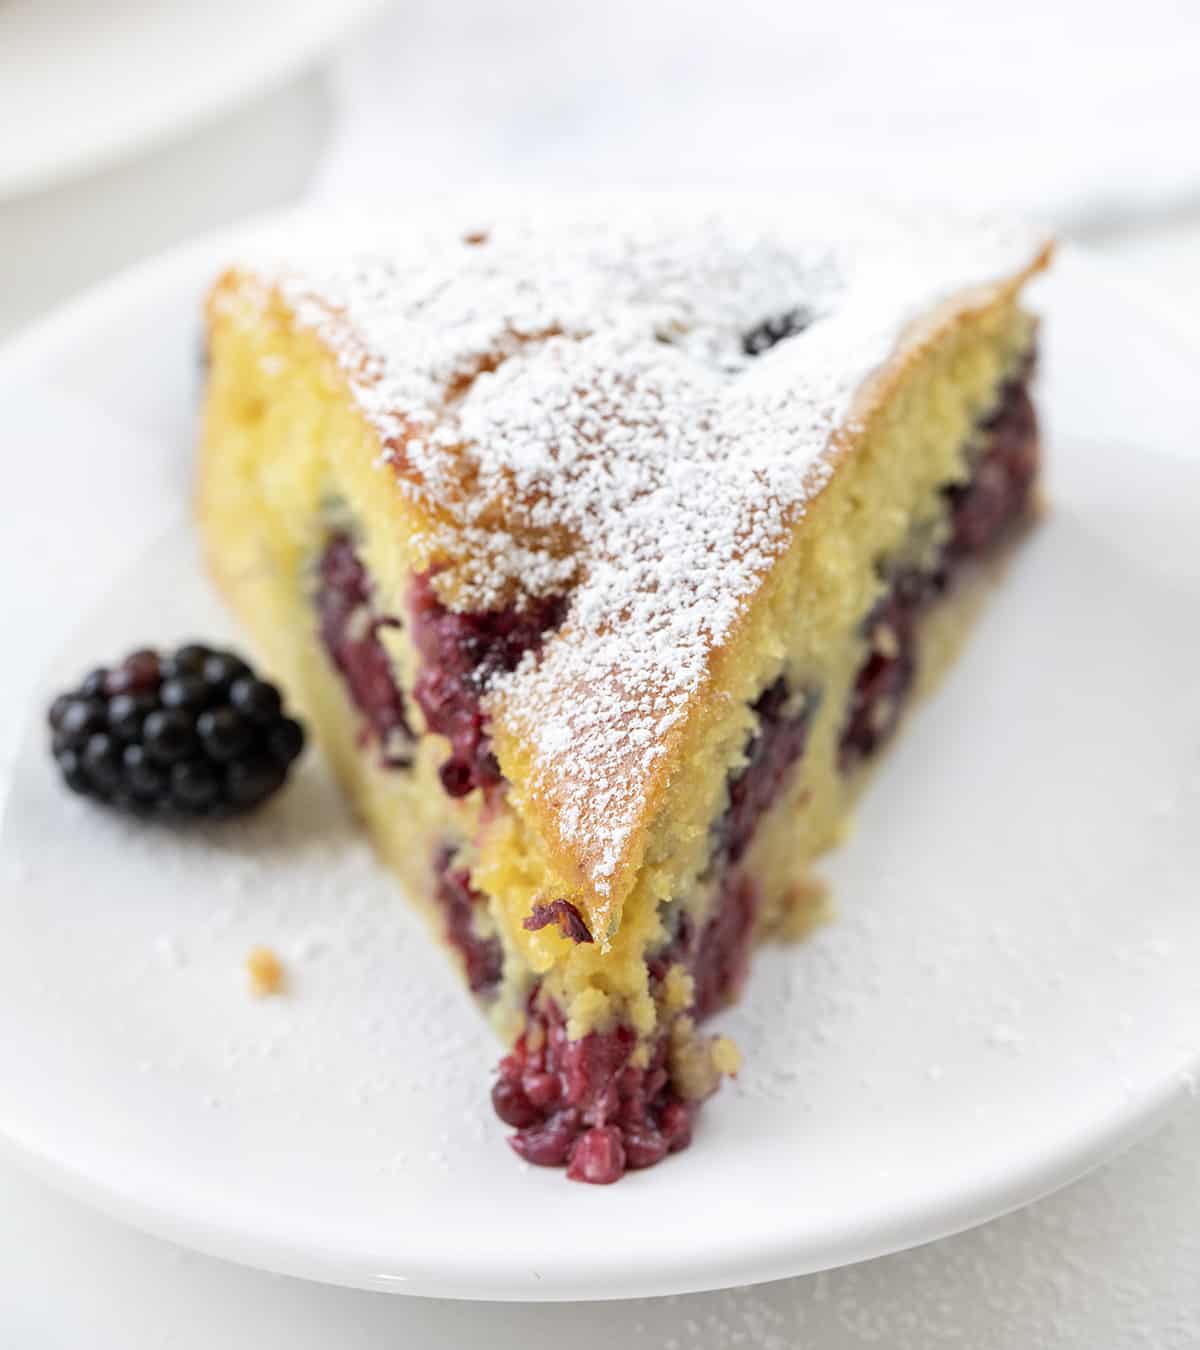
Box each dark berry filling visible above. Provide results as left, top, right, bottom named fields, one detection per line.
left=315, top=534, right=413, bottom=768
left=408, top=576, right=565, bottom=799
left=837, top=572, right=923, bottom=771
left=524, top=899, right=594, bottom=944
left=714, top=678, right=816, bottom=866
left=666, top=872, right=761, bottom=1024
left=944, top=381, right=1038, bottom=568
left=839, top=371, right=1039, bottom=771
left=742, top=307, right=814, bottom=356
left=315, top=535, right=564, bottom=797
left=432, top=849, right=503, bottom=994
left=492, top=1001, right=695, bottom=1184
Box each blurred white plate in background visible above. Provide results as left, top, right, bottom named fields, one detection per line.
left=0, top=0, right=384, bottom=199
left=0, top=216, right=1198, bottom=1300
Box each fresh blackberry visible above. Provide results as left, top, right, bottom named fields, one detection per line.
left=741, top=307, right=813, bottom=357
left=47, top=643, right=306, bottom=819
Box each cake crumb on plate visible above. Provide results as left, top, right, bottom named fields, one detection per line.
left=247, top=946, right=285, bottom=996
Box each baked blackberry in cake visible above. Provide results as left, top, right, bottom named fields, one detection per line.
left=198, top=196, right=1051, bottom=1183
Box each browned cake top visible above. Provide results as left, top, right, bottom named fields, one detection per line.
left=245, top=195, right=1050, bottom=905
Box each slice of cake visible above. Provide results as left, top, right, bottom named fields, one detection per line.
left=198, top=197, right=1051, bottom=1183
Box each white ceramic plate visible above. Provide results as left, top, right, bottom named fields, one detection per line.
left=0, top=220, right=1198, bottom=1302
left=0, top=0, right=383, bottom=199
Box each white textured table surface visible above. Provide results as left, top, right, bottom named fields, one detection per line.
left=3, top=23, right=1200, bottom=1348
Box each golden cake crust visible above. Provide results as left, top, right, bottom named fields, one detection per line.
left=203, top=197, right=1052, bottom=940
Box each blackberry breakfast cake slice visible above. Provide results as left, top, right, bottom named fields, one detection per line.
left=198, top=197, right=1051, bottom=1184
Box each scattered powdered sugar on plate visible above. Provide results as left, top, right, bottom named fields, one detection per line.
left=233, top=195, right=1048, bottom=899
left=7, top=723, right=494, bottom=1142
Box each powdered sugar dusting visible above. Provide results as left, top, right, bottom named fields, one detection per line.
left=254, top=197, right=1047, bottom=899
